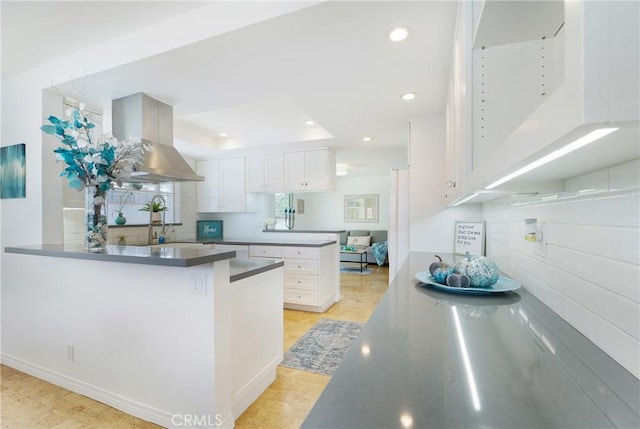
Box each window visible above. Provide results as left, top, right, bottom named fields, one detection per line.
left=274, top=193, right=291, bottom=219
left=108, top=182, right=176, bottom=225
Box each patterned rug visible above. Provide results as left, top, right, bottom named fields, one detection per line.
left=340, top=266, right=373, bottom=275
left=280, top=318, right=363, bottom=376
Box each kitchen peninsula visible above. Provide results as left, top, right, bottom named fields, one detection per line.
left=2, top=243, right=284, bottom=429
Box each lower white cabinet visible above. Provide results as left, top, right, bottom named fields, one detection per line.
left=249, top=244, right=336, bottom=312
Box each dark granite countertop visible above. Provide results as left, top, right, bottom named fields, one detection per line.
left=4, top=243, right=235, bottom=268
left=229, top=257, right=284, bottom=283
left=206, top=238, right=336, bottom=247
left=303, top=252, right=640, bottom=429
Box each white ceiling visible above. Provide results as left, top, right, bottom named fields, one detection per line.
left=1, top=1, right=211, bottom=78
left=1, top=1, right=458, bottom=177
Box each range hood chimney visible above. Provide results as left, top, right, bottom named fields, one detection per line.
left=112, top=93, right=204, bottom=182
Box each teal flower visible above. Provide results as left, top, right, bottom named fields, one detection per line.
left=42, top=101, right=150, bottom=191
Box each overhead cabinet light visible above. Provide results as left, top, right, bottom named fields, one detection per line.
left=450, top=193, right=479, bottom=206
left=484, top=128, right=619, bottom=190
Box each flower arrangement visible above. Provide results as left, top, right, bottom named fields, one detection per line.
left=41, top=99, right=149, bottom=251
left=41, top=101, right=149, bottom=192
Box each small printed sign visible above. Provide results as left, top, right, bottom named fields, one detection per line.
left=197, top=220, right=223, bottom=240
left=454, top=221, right=485, bottom=256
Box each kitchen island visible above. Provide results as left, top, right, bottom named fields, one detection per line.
left=2, top=243, right=284, bottom=429
left=211, top=237, right=339, bottom=312
left=303, top=252, right=640, bottom=428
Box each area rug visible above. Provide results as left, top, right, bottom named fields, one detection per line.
left=340, top=266, right=373, bottom=275
left=280, top=318, right=363, bottom=376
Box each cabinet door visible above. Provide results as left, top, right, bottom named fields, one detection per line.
left=304, top=150, right=335, bottom=191
left=245, top=155, right=266, bottom=192
left=284, top=151, right=306, bottom=191
left=264, top=153, right=285, bottom=192
left=220, top=157, right=246, bottom=212
left=196, top=159, right=221, bottom=212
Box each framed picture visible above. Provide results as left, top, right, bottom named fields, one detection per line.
left=197, top=220, right=223, bottom=240
left=344, top=194, right=378, bottom=223
left=453, top=221, right=486, bottom=256
left=0, top=143, right=26, bottom=199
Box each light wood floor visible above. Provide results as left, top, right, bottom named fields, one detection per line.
left=1, top=265, right=389, bottom=429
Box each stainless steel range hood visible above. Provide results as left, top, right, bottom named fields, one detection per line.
left=112, top=93, right=204, bottom=183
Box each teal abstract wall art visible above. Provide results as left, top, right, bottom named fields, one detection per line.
left=0, top=143, right=26, bottom=199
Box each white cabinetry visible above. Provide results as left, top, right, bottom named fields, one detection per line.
left=249, top=244, right=336, bottom=312
left=196, top=157, right=246, bottom=213
left=444, top=1, right=472, bottom=203
left=284, top=149, right=336, bottom=192
left=245, top=154, right=285, bottom=192
left=446, top=1, right=639, bottom=202
left=230, top=266, right=283, bottom=418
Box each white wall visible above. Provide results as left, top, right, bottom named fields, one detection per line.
left=483, top=159, right=640, bottom=379
left=302, top=175, right=389, bottom=231
left=408, top=114, right=483, bottom=252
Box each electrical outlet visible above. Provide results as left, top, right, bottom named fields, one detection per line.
left=67, top=344, right=75, bottom=361
left=189, top=273, right=207, bottom=296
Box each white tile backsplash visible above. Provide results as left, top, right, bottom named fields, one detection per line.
left=609, top=227, right=640, bottom=265
left=631, top=192, right=640, bottom=226
left=594, top=194, right=632, bottom=226
left=566, top=198, right=594, bottom=225
left=578, top=281, right=609, bottom=316
left=609, top=159, right=640, bottom=192
left=555, top=270, right=579, bottom=301
left=565, top=169, right=609, bottom=195
left=483, top=160, right=640, bottom=379
left=607, top=293, right=640, bottom=339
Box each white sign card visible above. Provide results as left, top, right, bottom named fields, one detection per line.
left=454, top=221, right=486, bottom=256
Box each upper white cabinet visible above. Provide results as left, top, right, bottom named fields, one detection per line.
left=196, top=157, right=246, bottom=212
left=245, top=154, right=285, bottom=193
left=444, top=1, right=473, bottom=203
left=284, top=149, right=336, bottom=192
left=446, top=0, right=639, bottom=202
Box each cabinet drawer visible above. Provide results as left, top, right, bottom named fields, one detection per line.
left=284, top=273, right=318, bottom=291
left=249, top=245, right=282, bottom=258
left=282, top=247, right=319, bottom=260
left=284, top=288, right=318, bottom=306
left=284, top=258, right=318, bottom=274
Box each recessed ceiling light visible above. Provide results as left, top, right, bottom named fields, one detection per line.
left=219, top=132, right=228, bottom=137
left=305, top=120, right=315, bottom=125
left=388, top=26, right=410, bottom=42
left=362, top=137, right=372, bottom=142
left=402, top=92, right=416, bottom=101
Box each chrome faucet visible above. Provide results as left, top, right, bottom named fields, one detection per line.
left=148, top=194, right=167, bottom=245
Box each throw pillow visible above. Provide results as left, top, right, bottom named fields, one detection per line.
left=347, top=235, right=371, bottom=247
left=372, top=241, right=388, bottom=266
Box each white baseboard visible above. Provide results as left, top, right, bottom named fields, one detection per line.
left=232, top=355, right=281, bottom=418
left=1, top=353, right=231, bottom=429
